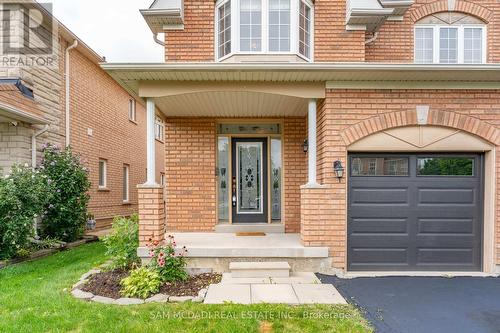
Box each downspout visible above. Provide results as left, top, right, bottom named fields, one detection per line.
left=31, top=125, right=49, bottom=169
left=65, top=40, right=78, bottom=147
left=365, top=31, right=379, bottom=45
left=153, top=33, right=165, bottom=46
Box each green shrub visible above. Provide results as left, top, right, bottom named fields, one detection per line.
left=148, top=235, right=188, bottom=282
left=39, top=144, right=90, bottom=242
left=0, top=165, right=48, bottom=260
left=103, top=215, right=139, bottom=269
left=120, top=267, right=162, bottom=299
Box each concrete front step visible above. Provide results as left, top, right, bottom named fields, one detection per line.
left=215, top=223, right=285, bottom=233
left=221, top=272, right=321, bottom=284
left=230, top=261, right=291, bottom=278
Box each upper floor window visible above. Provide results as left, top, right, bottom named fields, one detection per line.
left=414, top=13, right=486, bottom=64
left=216, top=0, right=313, bottom=61
left=128, top=98, right=136, bottom=122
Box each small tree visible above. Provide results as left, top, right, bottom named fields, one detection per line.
left=0, top=165, right=47, bottom=259
left=39, top=144, right=90, bottom=242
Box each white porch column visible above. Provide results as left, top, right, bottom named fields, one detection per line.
left=307, top=99, right=319, bottom=186
left=145, top=98, right=157, bottom=185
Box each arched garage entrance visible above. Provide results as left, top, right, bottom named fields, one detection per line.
left=346, top=126, right=495, bottom=272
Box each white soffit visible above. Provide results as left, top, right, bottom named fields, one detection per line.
left=140, top=0, right=184, bottom=33
left=346, top=0, right=414, bottom=31
left=154, top=91, right=308, bottom=117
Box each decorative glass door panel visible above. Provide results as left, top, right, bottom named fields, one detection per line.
left=232, top=138, right=268, bottom=223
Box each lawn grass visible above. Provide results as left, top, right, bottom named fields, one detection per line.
left=0, top=242, right=372, bottom=333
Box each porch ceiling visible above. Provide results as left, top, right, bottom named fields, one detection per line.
left=153, top=91, right=308, bottom=117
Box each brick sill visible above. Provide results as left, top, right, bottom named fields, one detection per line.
left=129, top=119, right=138, bottom=125
left=98, top=187, right=110, bottom=192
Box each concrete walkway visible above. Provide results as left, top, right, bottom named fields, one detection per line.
left=204, top=273, right=347, bottom=305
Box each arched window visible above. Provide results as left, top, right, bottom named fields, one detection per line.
left=414, top=12, right=486, bottom=64
left=215, top=0, right=313, bottom=61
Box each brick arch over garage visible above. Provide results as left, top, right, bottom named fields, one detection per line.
left=410, top=0, right=493, bottom=23
left=340, top=109, right=500, bottom=147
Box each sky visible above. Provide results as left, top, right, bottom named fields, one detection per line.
left=51, top=0, right=163, bottom=63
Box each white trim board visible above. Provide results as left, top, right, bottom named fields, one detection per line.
left=326, top=81, right=500, bottom=89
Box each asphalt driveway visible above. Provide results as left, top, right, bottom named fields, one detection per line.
left=318, top=275, right=500, bottom=333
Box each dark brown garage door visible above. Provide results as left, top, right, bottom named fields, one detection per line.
left=348, top=154, right=483, bottom=271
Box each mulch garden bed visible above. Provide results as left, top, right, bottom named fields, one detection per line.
left=160, top=273, right=222, bottom=297
left=81, top=270, right=222, bottom=299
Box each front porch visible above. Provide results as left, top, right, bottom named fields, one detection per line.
left=139, top=232, right=331, bottom=273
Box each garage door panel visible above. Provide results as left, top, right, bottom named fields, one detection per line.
left=350, top=248, right=409, bottom=266
left=416, top=248, right=475, bottom=265
left=351, top=187, right=409, bottom=205
left=351, top=218, right=409, bottom=234
left=417, top=218, right=474, bottom=235
left=348, top=153, right=483, bottom=272
left=417, top=188, right=476, bottom=205
left=350, top=235, right=410, bottom=247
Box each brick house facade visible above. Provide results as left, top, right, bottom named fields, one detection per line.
left=103, top=0, right=500, bottom=274
left=0, top=2, right=164, bottom=229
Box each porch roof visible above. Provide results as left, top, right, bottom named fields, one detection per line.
left=102, top=62, right=500, bottom=85
left=102, top=62, right=500, bottom=117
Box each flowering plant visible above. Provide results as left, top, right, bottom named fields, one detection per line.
left=147, top=235, right=188, bottom=282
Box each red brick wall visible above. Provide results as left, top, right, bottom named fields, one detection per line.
left=284, top=117, right=307, bottom=232
left=314, top=89, right=500, bottom=269
left=68, top=48, right=165, bottom=229
left=164, top=118, right=217, bottom=231
left=164, top=0, right=215, bottom=62
left=366, top=0, right=500, bottom=62
left=314, top=0, right=365, bottom=62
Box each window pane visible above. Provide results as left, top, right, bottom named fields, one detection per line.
left=240, top=0, right=261, bottom=51
left=123, top=165, right=129, bottom=202
left=269, top=0, right=290, bottom=52
left=464, top=27, right=482, bottom=64
left=99, top=160, right=106, bottom=187
left=218, top=123, right=281, bottom=134
left=271, top=138, right=282, bottom=221
left=351, top=157, right=409, bottom=176
left=299, top=1, right=311, bottom=58
left=439, top=27, right=458, bottom=63
left=217, top=1, right=231, bottom=58
left=417, top=157, right=474, bottom=176
left=415, top=27, right=433, bottom=63
left=218, top=138, right=230, bottom=222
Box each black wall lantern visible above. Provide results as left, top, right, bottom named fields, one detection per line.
left=302, top=139, right=309, bottom=153
left=333, top=160, right=345, bottom=182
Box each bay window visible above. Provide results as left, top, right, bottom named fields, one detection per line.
left=414, top=25, right=486, bottom=64
left=216, top=0, right=313, bottom=60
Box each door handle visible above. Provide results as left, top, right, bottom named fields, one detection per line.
left=232, top=177, right=237, bottom=207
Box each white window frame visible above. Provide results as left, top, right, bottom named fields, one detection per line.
left=98, top=159, right=107, bottom=189
left=414, top=24, right=486, bottom=64
left=128, top=98, right=136, bottom=122
left=215, top=0, right=313, bottom=62
left=155, top=116, right=165, bottom=142
left=123, top=164, right=130, bottom=203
